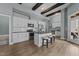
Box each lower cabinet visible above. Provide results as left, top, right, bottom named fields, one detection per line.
left=12, top=33, right=29, bottom=44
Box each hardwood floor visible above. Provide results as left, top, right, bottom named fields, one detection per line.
left=0, top=38, right=79, bottom=56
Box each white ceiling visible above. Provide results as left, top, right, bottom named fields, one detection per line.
left=35, top=3, right=56, bottom=13
left=17, top=3, right=49, bottom=20
left=43, top=3, right=70, bottom=16
left=23, top=3, right=36, bottom=10
left=17, top=3, right=70, bottom=20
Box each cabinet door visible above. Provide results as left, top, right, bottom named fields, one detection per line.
left=13, top=17, right=20, bottom=27
left=13, top=28, right=21, bottom=32
left=19, top=18, right=24, bottom=27
left=12, top=33, right=20, bottom=43
left=20, top=33, right=29, bottom=42
left=12, top=33, right=29, bottom=44
left=13, top=17, right=26, bottom=27
left=13, top=17, right=18, bottom=27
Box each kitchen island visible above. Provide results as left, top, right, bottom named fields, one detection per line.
left=34, top=32, right=54, bottom=47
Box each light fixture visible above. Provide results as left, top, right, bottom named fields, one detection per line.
left=42, top=7, right=45, bottom=10
left=18, top=3, right=22, bottom=5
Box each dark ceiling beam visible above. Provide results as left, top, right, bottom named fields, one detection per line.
left=46, top=10, right=61, bottom=17
left=18, top=3, right=22, bottom=5
left=41, top=3, right=65, bottom=14
left=32, top=3, right=43, bottom=10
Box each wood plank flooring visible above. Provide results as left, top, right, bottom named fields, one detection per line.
left=0, top=38, right=79, bottom=56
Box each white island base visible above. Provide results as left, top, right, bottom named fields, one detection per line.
left=34, top=33, right=52, bottom=47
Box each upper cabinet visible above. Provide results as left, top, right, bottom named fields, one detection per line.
left=38, top=21, right=46, bottom=32
left=13, top=16, right=46, bottom=32
left=13, top=16, right=28, bottom=28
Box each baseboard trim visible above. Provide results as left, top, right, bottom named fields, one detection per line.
left=9, top=42, right=13, bottom=45
left=66, top=40, right=79, bottom=46
left=57, top=38, right=79, bottom=46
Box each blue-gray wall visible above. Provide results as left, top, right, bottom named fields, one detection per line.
left=67, top=3, right=79, bottom=16
left=0, top=15, right=9, bottom=35
left=67, top=3, right=79, bottom=39
left=60, top=3, right=79, bottom=39
left=64, top=8, right=68, bottom=39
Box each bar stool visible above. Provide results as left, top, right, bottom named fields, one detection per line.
left=42, top=37, right=48, bottom=48
left=48, top=35, right=55, bottom=44
left=48, top=36, right=53, bottom=44
left=52, top=35, right=55, bottom=42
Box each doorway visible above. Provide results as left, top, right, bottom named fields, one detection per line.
left=68, top=12, right=79, bottom=44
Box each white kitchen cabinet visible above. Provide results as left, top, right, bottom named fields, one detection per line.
left=55, top=31, right=60, bottom=37
left=13, top=28, right=27, bottom=32
left=12, top=16, right=29, bottom=44
left=12, top=16, right=47, bottom=44
left=12, top=33, right=29, bottom=44
left=38, top=21, right=46, bottom=32
left=13, top=17, right=21, bottom=27
left=13, top=16, right=28, bottom=27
